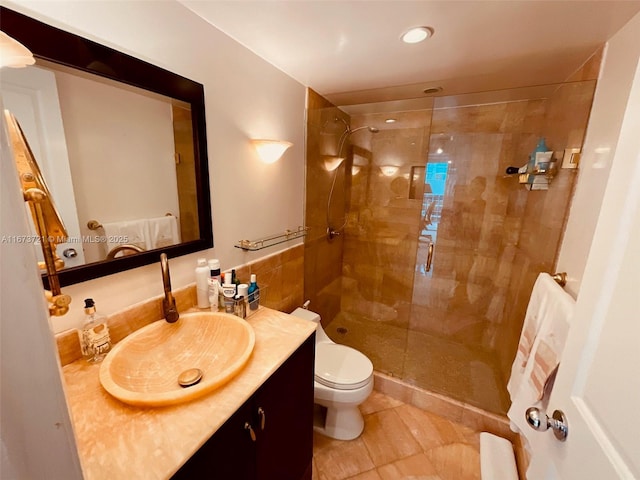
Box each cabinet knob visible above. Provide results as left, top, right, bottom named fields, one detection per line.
left=257, top=407, right=266, bottom=431
left=244, top=422, right=257, bottom=442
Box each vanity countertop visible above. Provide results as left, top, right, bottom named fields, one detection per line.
left=61, top=307, right=316, bottom=480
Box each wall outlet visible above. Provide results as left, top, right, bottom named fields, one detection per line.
left=562, top=148, right=581, bottom=169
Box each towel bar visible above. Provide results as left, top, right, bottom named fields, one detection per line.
left=551, top=272, right=567, bottom=287
left=87, top=213, right=175, bottom=231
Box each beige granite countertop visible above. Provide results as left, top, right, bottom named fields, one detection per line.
left=61, top=307, right=316, bottom=480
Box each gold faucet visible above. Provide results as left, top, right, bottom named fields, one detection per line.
left=160, top=253, right=179, bottom=323
left=106, top=243, right=145, bottom=260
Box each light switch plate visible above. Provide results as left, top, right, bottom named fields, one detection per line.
left=562, top=148, right=581, bottom=169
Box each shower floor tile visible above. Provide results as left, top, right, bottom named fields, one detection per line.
left=326, top=312, right=510, bottom=414
left=312, top=391, right=481, bottom=480
left=403, top=331, right=510, bottom=414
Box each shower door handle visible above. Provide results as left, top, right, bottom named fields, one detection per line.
left=426, top=242, right=435, bottom=272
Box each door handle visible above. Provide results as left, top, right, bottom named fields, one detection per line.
left=526, top=407, right=568, bottom=441
left=257, top=407, right=266, bottom=430
left=426, top=242, right=434, bottom=272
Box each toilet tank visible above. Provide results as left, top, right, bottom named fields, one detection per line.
left=290, top=308, right=332, bottom=343
left=290, top=307, right=321, bottom=324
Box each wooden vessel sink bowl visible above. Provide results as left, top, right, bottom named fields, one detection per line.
left=99, top=312, right=255, bottom=407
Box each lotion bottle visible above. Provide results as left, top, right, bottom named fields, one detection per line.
left=79, top=298, right=111, bottom=363
left=248, top=274, right=260, bottom=311
left=195, top=258, right=210, bottom=308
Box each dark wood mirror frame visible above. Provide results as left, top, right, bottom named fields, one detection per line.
left=1, top=6, right=213, bottom=287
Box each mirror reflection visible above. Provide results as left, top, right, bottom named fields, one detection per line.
left=1, top=60, right=199, bottom=269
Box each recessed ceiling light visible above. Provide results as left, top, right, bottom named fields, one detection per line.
left=401, top=26, right=434, bottom=44
left=423, top=86, right=443, bottom=95
left=385, top=118, right=396, bottom=123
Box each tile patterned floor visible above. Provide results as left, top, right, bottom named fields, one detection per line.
left=312, top=391, right=481, bottom=480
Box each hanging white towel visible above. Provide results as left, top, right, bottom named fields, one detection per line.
left=506, top=272, right=575, bottom=468
left=147, top=215, right=180, bottom=249
left=507, top=273, right=575, bottom=400
left=101, top=219, right=149, bottom=253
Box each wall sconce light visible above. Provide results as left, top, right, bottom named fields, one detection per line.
left=0, top=31, right=35, bottom=69
left=251, top=139, right=293, bottom=164
left=380, top=165, right=399, bottom=177
left=351, top=166, right=361, bottom=176
left=323, top=156, right=344, bottom=172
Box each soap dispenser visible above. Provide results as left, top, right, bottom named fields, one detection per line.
left=79, top=298, right=111, bottom=363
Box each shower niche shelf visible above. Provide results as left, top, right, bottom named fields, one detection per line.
left=235, top=226, right=308, bottom=251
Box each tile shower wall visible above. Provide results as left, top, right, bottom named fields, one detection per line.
left=304, top=89, right=350, bottom=327
left=307, top=62, right=598, bottom=414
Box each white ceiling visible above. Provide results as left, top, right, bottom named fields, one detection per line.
left=181, top=1, right=640, bottom=107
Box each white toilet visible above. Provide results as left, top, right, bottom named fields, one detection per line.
left=291, top=307, right=374, bottom=440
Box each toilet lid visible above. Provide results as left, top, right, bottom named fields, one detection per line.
left=315, top=343, right=373, bottom=390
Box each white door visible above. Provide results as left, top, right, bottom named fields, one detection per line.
left=1, top=66, right=85, bottom=267
left=526, top=56, right=640, bottom=478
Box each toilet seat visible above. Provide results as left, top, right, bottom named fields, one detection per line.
left=315, top=343, right=373, bottom=391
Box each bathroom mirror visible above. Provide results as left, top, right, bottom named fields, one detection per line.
left=1, top=6, right=213, bottom=287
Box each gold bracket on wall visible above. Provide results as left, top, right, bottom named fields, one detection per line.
left=236, top=226, right=308, bottom=251
left=5, top=109, right=71, bottom=316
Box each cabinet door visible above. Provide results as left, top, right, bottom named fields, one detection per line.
left=172, top=399, right=257, bottom=480
left=254, top=335, right=315, bottom=480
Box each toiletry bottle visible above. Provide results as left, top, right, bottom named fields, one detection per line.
left=528, top=138, right=549, bottom=173
left=218, top=272, right=226, bottom=307
left=79, top=298, right=111, bottom=363
left=248, top=274, right=260, bottom=311
left=208, top=259, right=221, bottom=284
left=208, top=259, right=221, bottom=311
left=195, top=258, right=210, bottom=309
left=235, top=283, right=249, bottom=318
left=234, top=294, right=246, bottom=319
left=222, top=276, right=237, bottom=314
left=209, top=278, right=219, bottom=312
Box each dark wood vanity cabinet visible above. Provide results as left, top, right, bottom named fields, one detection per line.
left=173, top=334, right=315, bottom=480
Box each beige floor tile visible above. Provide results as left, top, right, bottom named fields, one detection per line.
left=361, top=409, right=422, bottom=467
left=314, top=433, right=375, bottom=480
left=376, top=453, right=440, bottom=480
left=394, top=403, right=478, bottom=451
left=360, top=390, right=404, bottom=415
left=425, top=443, right=481, bottom=480
left=313, top=392, right=482, bottom=480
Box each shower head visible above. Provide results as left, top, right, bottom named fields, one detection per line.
left=336, top=124, right=379, bottom=159
left=348, top=125, right=379, bottom=135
